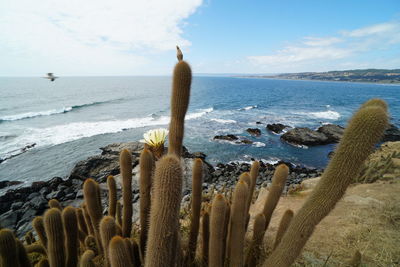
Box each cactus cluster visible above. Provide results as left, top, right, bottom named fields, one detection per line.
left=0, top=52, right=388, bottom=267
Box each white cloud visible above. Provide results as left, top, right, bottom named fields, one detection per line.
left=0, top=0, right=203, bottom=75
left=248, top=21, right=400, bottom=72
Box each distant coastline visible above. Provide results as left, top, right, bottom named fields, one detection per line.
left=238, top=68, right=400, bottom=84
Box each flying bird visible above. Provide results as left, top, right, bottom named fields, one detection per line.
left=43, top=73, right=58, bottom=82
left=176, top=46, right=183, bottom=61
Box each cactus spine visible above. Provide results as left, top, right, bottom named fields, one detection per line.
left=168, top=61, right=192, bottom=156
left=16, top=238, right=31, bottom=267
left=83, top=178, right=103, bottom=253
left=84, top=235, right=97, bottom=255
left=100, top=216, right=117, bottom=267
left=120, top=149, right=133, bottom=238
left=348, top=250, right=361, bottom=267
left=109, top=236, right=132, bottom=267
left=107, top=176, right=117, bottom=218
left=245, top=213, right=266, bottom=267
left=62, top=206, right=79, bottom=267
left=139, top=148, right=153, bottom=257
left=0, top=229, right=19, bottom=267
left=273, top=209, right=294, bottom=249
left=187, top=158, right=203, bottom=264
left=80, top=250, right=96, bottom=267
left=32, top=216, right=47, bottom=248
left=201, top=208, right=210, bottom=265
left=209, top=194, right=227, bottom=267
left=77, top=208, right=89, bottom=236
left=262, top=164, right=289, bottom=230
left=44, top=208, right=65, bottom=267
left=48, top=199, right=62, bottom=210
left=145, top=155, right=183, bottom=267
left=25, top=243, right=46, bottom=254
left=264, top=102, right=388, bottom=267
left=82, top=205, right=95, bottom=236
left=246, top=161, right=260, bottom=214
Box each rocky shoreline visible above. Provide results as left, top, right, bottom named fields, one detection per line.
left=0, top=141, right=322, bottom=238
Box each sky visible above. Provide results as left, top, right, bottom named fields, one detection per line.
left=0, top=0, right=399, bottom=76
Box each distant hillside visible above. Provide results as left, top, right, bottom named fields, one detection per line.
left=249, top=69, right=400, bottom=84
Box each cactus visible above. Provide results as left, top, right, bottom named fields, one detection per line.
left=120, top=149, right=133, bottom=238
left=109, top=236, right=132, bottom=267
left=201, top=208, right=210, bottom=266
left=62, top=206, right=79, bottom=267
left=48, top=199, right=62, bottom=210
left=116, top=201, right=122, bottom=227
left=16, top=238, right=31, bottom=267
left=107, top=176, right=117, bottom=218
left=0, top=229, right=19, bottom=267
left=131, top=238, right=142, bottom=267
left=44, top=208, right=65, bottom=267
left=123, top=238, right=135, bottom=267
left=187, top=158, right=203, bottom=264
left=139, top=148, right=153, bottom=257
left=84, top=235, right=97, bottom=255
left=100, top=216, right=117, bottom=267
left=80, top=250, right=96, bottom=267
left=168, top=61, right=192, bottom=156
left=77, top=208, right=89, bottom=236
left=264, top=103, right=388, bottom=267
left=25, top=243, right=46, bottom=254
left=245, top=213, right=266, bottom=267
left=145, top=155, right=183, bottom=267
left=273, top=209, right=294, bottom=250
left=83, top=178, right=103, bottom=253
left=32, top=216, right=47, bottom=248
left=82, top=205, right=95, bottom=236
left=222, top=200, right=230, bottom=264
left=209, top=194, right=227, bottom=267
left=246, top=161, right=260, bottom=214
left=227, top=180, right=249, bottom=267
left=262, top=164, right=289, bottom=230
left=37, top=259, right=50, bottom=267
left=348, top=250, right=361, bottom=267
left=24, top=233, right=33, bottom=245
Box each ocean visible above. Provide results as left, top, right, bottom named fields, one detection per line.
left=0, top=76, right=399, bottom=184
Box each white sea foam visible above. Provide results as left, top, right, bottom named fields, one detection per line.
left=239, top=105, right=257, bottom=111
left=186, top=107, right=213, bottom=119
left=0, top=107, right=73, bottom=121
left=252, top=142, right=266, bottom=147
left=309, top=110, right=341, bottom=120
left=210, top=118, right=236, bottom=124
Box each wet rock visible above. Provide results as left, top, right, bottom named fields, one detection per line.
left=0, top=210, right=18, bottom=229
left=246, top=128, right=261, bottom=136
left=281, top=127, right=329, bottom=146
left=214, top=134, right=239, bottom=141
left=317, top=124, right=344, bottom=143
left=0, top=180, right=23, bottom=190
left=266, top=123, right=290, bottom=134
left=382, top=124, right=400, bottom=142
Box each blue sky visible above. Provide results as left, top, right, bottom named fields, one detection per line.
left=0, top=0, right=399, bottom=76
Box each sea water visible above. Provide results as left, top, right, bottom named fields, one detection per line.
left=0, top=76, right=399, bottom=183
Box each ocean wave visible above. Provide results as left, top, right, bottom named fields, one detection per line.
left=186, top=107, right=213, bottom=119
left=0, top=109, right=210, bottom=155
left=309, top=110, right=341, bottom=120
left=252, top=142, right=266, bottom=147
left=210, top=118, right=236, bottom=124
left=239, top=105, right=257, bottom=111
left=0, top=100, right=118, bottom=122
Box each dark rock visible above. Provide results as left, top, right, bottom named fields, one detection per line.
left=11, top=202, right=23, bottom=211
left=46, top=190, right=65, bottom=200
left=240, top=139, right=253, bottom=144
left=256, top=121, right=263, bottom=124
left=0, top=180, right=23, bottom=189
left=267, top=123, right=290, bottom=134
left=28, top=192, right=40, bottom=200
left=281, top=127, right=329, bottom=146
left=100, top=142, right=144, bottom=156
left=382, top=124, right=400, bottom=142
left=0, top=210, right=18, bottom=229
left=30, top=196, right=48, bottom=210
left=246, top=128, right=261, bottom=136
left=214, top=134, right=239, bottom=141
left=317, top=124, right=344, bottom=143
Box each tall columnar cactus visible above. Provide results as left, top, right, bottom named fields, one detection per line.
left=131, top=238, right=142, bottom=267
left=120, top=149, right=133, bottom=238
left=139, top=148, right=153, bottom=257
left=32, top=216, right=47, bottom=248
left=0, top=229, right=19, bottom=267
left=25, top=243, right=46, bottom=254
left=168, top=61, right=192, bottom=156
left=273, top=209, right=294, bottom=249
left=62, top=206, right=79, bottom=267
left=262, top=164, right=289, bottom=230
left=228, top=180, right=249, bottom=267
left=48, top=199, right=62, bottom=210
left=83, top=178, right=103, bottom=253
left=246, top=161, right=260, bottom=214
left=44, top=208, right=65, bottom=267
left=116, top=201, right=122, bottom=227
left=145, top=155, right=183, bottom=267
left=84, top=235, right=98, bottom=255
left=80, top=250, right=96, bottom=267
left=107, top=176, right=117, bottom=218
left=109, top=236, right=133, bottom=267
left=123, top=238, right=136, bottom=267
left=37, top=259, right=50, bottom=267
left=222, top=200, right=230, bottom=263
left=187, top=158, right=203, bottom=264
left=82, top=205, right=95, bottom=236
left=245, top=213, right=266, bottom=267
left=16, top=238, right=31, bottom=267
left=100, top=216, right=117, bottom=267
left=201, top=208, right=210, bottom=265
left=264, top=102, right=388, bottom=267
left=209, top=194, right=227, bottom=267
left=77, top=208, right=89, bottom=235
